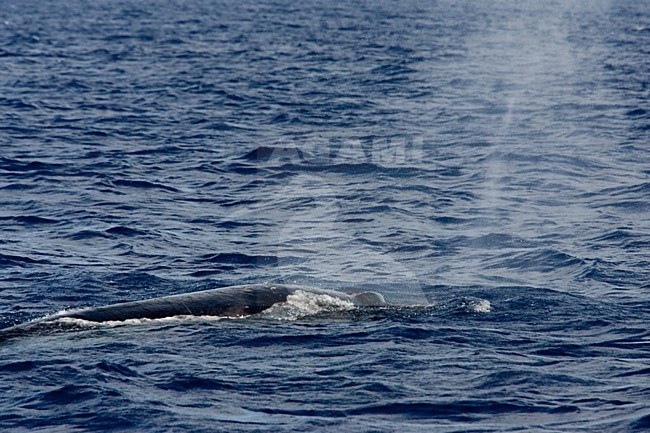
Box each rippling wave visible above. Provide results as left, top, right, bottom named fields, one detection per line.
left=1, top=0, right=649, bottom=431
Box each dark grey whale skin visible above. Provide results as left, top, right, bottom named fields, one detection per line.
left=0, top=284, right=386, bottom=340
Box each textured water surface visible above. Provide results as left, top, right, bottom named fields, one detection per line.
left=1, top=0, right=649, bottom=431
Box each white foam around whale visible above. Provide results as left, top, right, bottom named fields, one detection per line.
left=56, top=313, right=232, bottom=328
left=258, top=290, right=355, bottom=320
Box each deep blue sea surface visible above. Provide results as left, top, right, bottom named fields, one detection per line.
left=1, top=0, right=649, bottom=431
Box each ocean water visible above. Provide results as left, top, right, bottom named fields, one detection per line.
left=1, top=0, right=649, bottom=431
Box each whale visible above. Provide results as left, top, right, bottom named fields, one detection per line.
left=0, top=284, right=386, bottom=341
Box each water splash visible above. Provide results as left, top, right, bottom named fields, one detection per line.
left=258, top=290, right=355, bottom=321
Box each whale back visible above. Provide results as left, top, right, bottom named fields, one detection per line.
left=61, top=285, right=385, bottom=322
left=64, top=285, right=296, bottom=322
left=0, top=285, right=389, bottom=342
